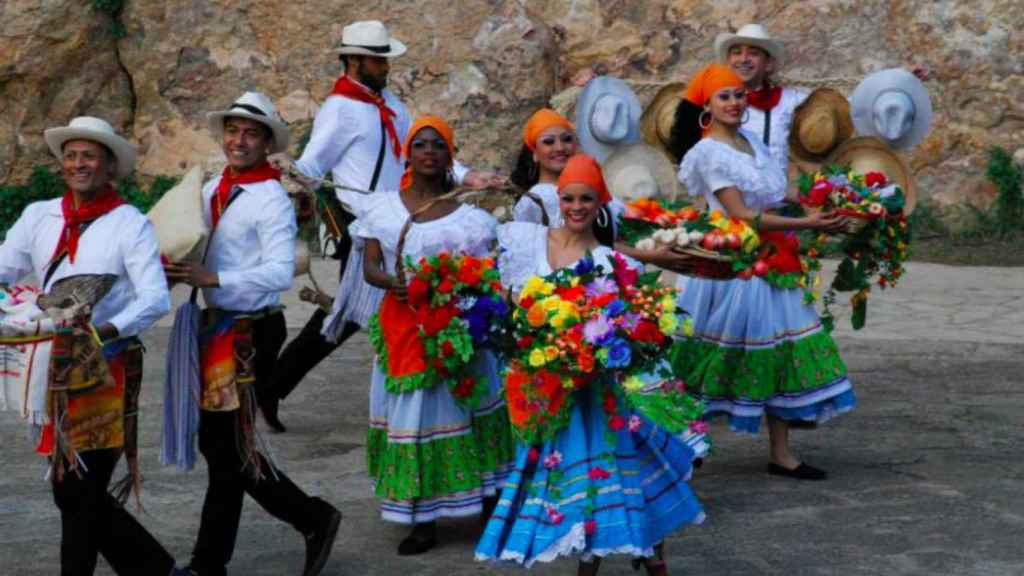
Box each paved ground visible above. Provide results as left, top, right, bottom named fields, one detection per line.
left=2, top=260, right=1023, bottom=575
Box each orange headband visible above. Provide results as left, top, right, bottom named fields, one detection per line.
left=400, top=115, right=456, bottom=191
left=523, top=108, right=575, bottom=151
left=683, top=63, right=744, bottom=107
left=556, top=154, right=612, bottom=204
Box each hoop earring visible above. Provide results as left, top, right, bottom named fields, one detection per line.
left=596, top=207, right=609, bottom=228
left=741, top=109, right=750, bottom=124
left=698, top=111, right=712, bottom=130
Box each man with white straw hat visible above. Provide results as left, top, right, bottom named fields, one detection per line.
left=267, top=19, right=503, bottom=432
left=0, top=116, right=185, bottom=574
left=715, top=23, right=808, bottom=171
left=165, top=91, right=341, bottom=576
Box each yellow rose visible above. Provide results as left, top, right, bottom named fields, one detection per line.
left=521, top=276, right=554, bottom=299
left=528, top=348, right=547, bottom=367
left=660, top=296, right=676, bottom=313
left=544, top=346, right=559, bottom=361
left=658, top=313, right=679, bottom=335
left=682, top=318, right=695, bottom=337
left=542, top=297, right=562, bottom=312
left=623, top=375, right=644, bottom=392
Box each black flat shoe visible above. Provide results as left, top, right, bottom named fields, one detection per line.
left=787, top=419, right=819, bottom=430
left=260, top=397, right=287, bottom=433
left=767, top=462, right=828, bottom=481
left=302, top=500, right=341, bottom=576
left=397, top=534, right=437, bottom=556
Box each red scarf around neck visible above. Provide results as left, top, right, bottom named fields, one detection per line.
left=211, top=161, right=281, bottom=228
left=747, top=83, right=783, bottom=112
left=331, top=75, right=402, bottom=160
left=52, top=185, right=126, bottom=265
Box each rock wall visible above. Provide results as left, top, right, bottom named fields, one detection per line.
left=2, top=0, right=1022, bottom=211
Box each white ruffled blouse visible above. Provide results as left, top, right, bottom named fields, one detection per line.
left=677, top=129, right=787, bottom=214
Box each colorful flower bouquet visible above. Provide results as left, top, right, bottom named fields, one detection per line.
left=368, top=252, right=508, bottom=409
left=798, top=166, right=912, bottom=330
left=503, top=252, right=704, bottom=445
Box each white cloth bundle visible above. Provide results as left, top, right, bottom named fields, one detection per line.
left=0, top=286, right=57, bottom=424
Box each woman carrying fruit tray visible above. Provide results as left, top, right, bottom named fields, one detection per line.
left=666, top=63, right=855, bottom=481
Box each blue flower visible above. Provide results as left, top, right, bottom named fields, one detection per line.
left=574, top=256, right=596, bottom=276
left=604, top=338, right=632, bottom=368
left=606, top=300, right=627, bottom=317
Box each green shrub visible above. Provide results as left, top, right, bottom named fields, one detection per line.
left=985, top=146, right=1024, bottom=238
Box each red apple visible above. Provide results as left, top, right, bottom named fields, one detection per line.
left=738, top=268, right=754, bottom=280
left=725, top=232, right=741, bottom=250
left=701, top=234, right=716, bottom=250
left=752, top=260, right=769, bottom=277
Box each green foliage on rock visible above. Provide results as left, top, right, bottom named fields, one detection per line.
left=985, top=146, right=1024, bottom=238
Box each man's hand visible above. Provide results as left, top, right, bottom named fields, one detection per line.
left=271, top=153, right=320, bottom=192
left=94, top=323, right=119, bottom=343
left=462, top=170, right=507, bottom=190
left=164, top=262, right=219, bottom=288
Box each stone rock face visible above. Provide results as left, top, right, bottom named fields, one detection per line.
left=1, top=0, right=1022, bottom=214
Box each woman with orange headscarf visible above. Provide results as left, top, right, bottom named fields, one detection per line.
left=478, top=154, right=706, bottom=576
left=670, top=64, right=853, bottom=481
left=360, top=116, right=515, bottom=554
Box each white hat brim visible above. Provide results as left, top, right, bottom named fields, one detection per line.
left=335, top=38, right=407, bottom=58
left=602, top=143, right=682, bottom=202
left=575, top=77, right=643, bottom=164
left=851, top=69, right=932, bottom=150
left=44, top=127, right=137, bottom=179
left=207, top=110, right=291, bottom=154
left=714, top=33, right=785, bottom=68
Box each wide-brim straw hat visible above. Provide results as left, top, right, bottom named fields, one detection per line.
left=790, top=88, right=854, bottom=164
left=44, top=116, right=137, bottom=179
left=827, top=136, right=917, bottom=214
left=207, top=91, right=291, bottom=154
left=575, top=76, right=643, bottom=164
left=851, top=68, right=932, bottom=150
left=601, top=143, right=682, bottom=202
left=334, top=20, right=407, bottom=58
left=714, top=24, right=786, bottom=67
left=639, top=82, right=686, bottom=162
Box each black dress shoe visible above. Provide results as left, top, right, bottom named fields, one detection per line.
left=767, top=462, right=828, bottom=480
left=260, top=396, right=287, bottom=433
left=397, top=533, right=438, bottom=556
left=303, top=500, right=342, bottom=576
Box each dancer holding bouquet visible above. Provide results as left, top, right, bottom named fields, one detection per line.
left=361, top=115, right=515, bottom=555
left=476, top=155, right=705, bottom=575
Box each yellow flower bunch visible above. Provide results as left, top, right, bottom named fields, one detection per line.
left=521, top=276, right=555, bottom=300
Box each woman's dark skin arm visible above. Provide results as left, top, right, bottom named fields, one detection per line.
left=363, top=238, right=407, bottom=300
left=615, top=241, right=700, bottom=275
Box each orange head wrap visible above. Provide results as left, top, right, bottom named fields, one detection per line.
left=683, top=63, right=744, bottom=107
left=523, top=108, right=575, bottom=151
left=400, top=115, right=456, bottom=191
left=556, top=154, right=612, bottom=205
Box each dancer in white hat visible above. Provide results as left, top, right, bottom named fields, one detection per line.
left=712, top=24, right=808, bottom=172
left=164, top=92, right=341, bottom=576
left=266, top=20, right=504, bottom=432
left=0, top=116, right=186, bottom=574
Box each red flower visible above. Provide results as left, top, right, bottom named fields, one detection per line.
left=407, top=277, right=430, bottom=308
left=608, top=415, right=625, bottom=431
left=527, top=447, right=540, bottom=463
left=519, top=296, right=535, bottom=310
left=555, top=285, right=585, bottom=302
left=588, top=467, right=611, bottom=481
left=437, top=278, right=455, bottom=294
left=590, top=292, right=617, bottom=308
left=584, top=519, right=597, bottom=535
left=452, top=377, right=476, bottom=398
left=418, top=302, right=458, bottom=336
left=578, top=347, right=595, bottom=373
left=865, top=171, right=888, bottom=188
left=516, top=335, right=534, bottom=349
left=441, top=340, right=455, bottom=357
left=804, top=179, right=833, bottom=207
left=632, top=321, right=665, bottom=344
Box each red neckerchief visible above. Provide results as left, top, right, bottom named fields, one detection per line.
left=747, top=82, right=783, bottom=112
left=331, top=75, right=402, bottom=160
left=52, top=185, right=126, bottom=264
left=211, top=161, right=281, bottom=228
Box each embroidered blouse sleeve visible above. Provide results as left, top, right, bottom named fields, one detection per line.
left=497, top=222, right=545, bottom=293
left=105, top=210, right=172, bottom=337
left=217, top=185, right=296, bottom=295
left=0, top=204, right=40, bottom=285
left=293, top=96, right=357, bottom=180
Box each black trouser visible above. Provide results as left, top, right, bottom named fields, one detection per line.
left=250, top=311, right=287, bottom=407
left=52, top=448, right=175, bottom=576
left=270, top=228, right=360, bottom=402
left=190, top=410, right=323, bottom=576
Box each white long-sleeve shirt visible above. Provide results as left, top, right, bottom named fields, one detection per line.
left=293, top=79, right=469, bottom=209
left=741, top=87, right=808, bottom=173
left=0, top=200, right=170, bottom=338
left=199, top=177, right=296, bottom=311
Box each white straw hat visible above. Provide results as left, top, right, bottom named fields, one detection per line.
left=575, top=76, right=642, bottom=163
left=714, top=24, right=786, bottom=67
left=335, top=20, right=407, bottom=58
left=851, top=68, right=932, bottom=150
left=44, top=116, right=137, bottom=178
left=207, top=91, right=291, bottom=154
